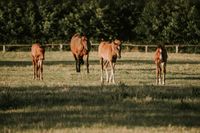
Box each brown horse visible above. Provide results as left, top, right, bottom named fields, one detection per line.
left=70, top=33, right=91, bottom=73
left=154, top=44, right=168, bottom=85
left=31, top=43, right=45, bottom=80
left=98, top=39, right=122, bottom=84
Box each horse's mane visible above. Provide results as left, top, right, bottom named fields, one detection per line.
left=157, top=44, right=168, bottom=61
left=157, top=44, right=166, bottom=50
left=73, top=33, right=81, bottom=38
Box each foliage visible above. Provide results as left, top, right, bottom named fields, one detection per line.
left=0, top=0, right=200, bottom=44
left=135, top=0, right=200, bottom=44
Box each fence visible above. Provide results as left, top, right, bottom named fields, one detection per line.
left=0, top=44, right=200, bottom=53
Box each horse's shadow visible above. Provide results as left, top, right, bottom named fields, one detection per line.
left=0, top=59, right=200, bottom=67
left=168, top=76, right=200, bottom=80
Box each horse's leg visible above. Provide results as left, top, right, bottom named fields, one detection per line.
left=110, top=63, right=115, bottom=84
left=162, top=63, right=166, bottom=85
left=38, top=60, right=43, bottom=80
left=86, top=54, right=89, bottom=73
left=156, top=64, right=159, bottom=85
left=100, top=58, right=104, bottom=83
left=73, top=54, right=80, bottom=72
left=32, top=59, right=36, bottom=80
left=39, top=61, right=41, bottom=80
left=109, top=61, right=115, bottom=84
left=104, top=61, right=109, bottom=83
left=80, top=57, right=84, bottom=65
left=159, top=65, right=162, bottom=85
left=36, top=61, right=40, bottom=79
left=77, top=57, right=81, bottom=72
left=156, top=62, right=161, bottom=85
left=40, top=64, right=43, bottom=80
left=105, top=68, right=109, bottom=83
left=42, top=63, right=44, bottom=80
left=112, top=63, right=116, bottom=83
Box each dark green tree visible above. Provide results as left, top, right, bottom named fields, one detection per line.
left=135, top=0, right=200, bottom=44
left=0, top=0, right=200, bottom=44
left=0, top=0, right=27, bottom=43
left=25, top=0, right=43, bottom=43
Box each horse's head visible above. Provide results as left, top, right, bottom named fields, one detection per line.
left=158, top=48, right=162, bottom=61
left=39, top=47, right=45, bottom=60
left=113, top=39, right=122, bottom=59
left=81, top=36, right=91, bottom=53
left=157, top=45, right=163, bottom=62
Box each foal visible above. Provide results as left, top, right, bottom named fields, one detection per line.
left=31, top=43, right=45, bottom=80
left=98, top=39, right=122, bottom=84
left=70, top=33, right=91, bottom=73
left=154, top=44, right=168, bottom=85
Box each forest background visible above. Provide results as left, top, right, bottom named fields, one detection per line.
left=0, top=0, right=200, bottom=45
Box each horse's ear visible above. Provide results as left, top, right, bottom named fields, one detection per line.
left=81, top=36, right=87, bottom=42
left=113, top=39, right=117, bottom=44
left=111, top=42, right=115, bottom=51
left=113, top=39, right=121, bottom=45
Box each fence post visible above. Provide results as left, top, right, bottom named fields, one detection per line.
left=176, top=45, right=179, bottom=53
left=145, top=45, right=148, bottom=53
left=3, top=45, right=6, bottom=53
left=59, top=44, right=63, bottom=51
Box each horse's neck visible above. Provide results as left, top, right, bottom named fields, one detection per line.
left=111, top=44, right=118, bottom=55
left=155, top=50, right=161, bottom=62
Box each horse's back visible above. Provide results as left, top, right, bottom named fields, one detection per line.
left=70, top=33, right=90, bottom=56
left=31, top=43, right=45, bottom=59
left=70, top=34, right=83, bottom=54
left=99, top=41, right=112, bottom=53
left=70, top=34, right=81, bottom=46
left=98, top=41, right=112, bottom=59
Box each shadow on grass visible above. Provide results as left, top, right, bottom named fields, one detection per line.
left=168, top=76, right=200, bottom=80
left=0, top=85, right=200, bottom=129
left=0, top=59, right=200, bottom=67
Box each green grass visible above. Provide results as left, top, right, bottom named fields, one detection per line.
left=0, top=51, right=200, bottom=132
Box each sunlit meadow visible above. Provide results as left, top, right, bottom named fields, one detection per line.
left=0, top=51, right=200, bottom=132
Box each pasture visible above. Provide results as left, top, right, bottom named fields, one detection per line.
left=0, top=51, right=200, bottom=132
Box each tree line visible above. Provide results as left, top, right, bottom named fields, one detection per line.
left=0, top=0, right=200, bottom=45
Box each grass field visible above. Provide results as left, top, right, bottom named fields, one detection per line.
left=0, top=51, right=200, bottom=132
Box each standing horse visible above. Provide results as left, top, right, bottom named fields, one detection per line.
left=98, top=39, right=122, bottom=84
left=70, top=33, right=91, bottom=73
left=154, top=44, right=168, bottom=85
left=31, top=43, right=45, bottom=80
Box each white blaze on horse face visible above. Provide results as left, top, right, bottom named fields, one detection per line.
left=115, top=45, right=121, bottom=58
left=117, top=46, right=121, bottom=58
left=82, top=37, right=88, bottom=50
left=159, top=49, right=162, bottom=61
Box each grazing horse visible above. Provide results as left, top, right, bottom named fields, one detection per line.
left=98, top=39, right=122, bottom=84
left=70, top=33, right=91, bottom=73
left=154, top=44, right=168, bottom=85
left=31, top=43, right=45, bottom=80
